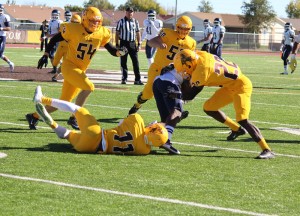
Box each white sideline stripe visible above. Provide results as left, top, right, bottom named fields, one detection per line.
left=0, top=173, right=275, bottom=216
left=173, top=142, right=300, bottom=158
left=0, top=121, right=299, bottom=158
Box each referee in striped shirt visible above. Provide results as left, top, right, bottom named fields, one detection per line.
left=115, top=7, right=143, bottom=85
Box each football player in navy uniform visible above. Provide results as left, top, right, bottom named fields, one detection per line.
left=280, top=22, right=295, bottom=75
left=210, top=18, right=225, bottom=58
left=141, top=9, right=163, bottom=68
left=152, top=64, right=188, bottom=155
left=198, top=19, right=212, bottom=52
left=0, top=4, right=14, bottom=72
left=51, top=10, right=74, bottom=82
left=46, top=9, right=63, bottom=74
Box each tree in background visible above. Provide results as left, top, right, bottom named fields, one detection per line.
left=198, top=0, right=213, bottom=13
left=240, top=0, right=276, bottom=33
left=286, top=0, right=300, bottom=18
left=64, top=5, right=84, bottom=12
left=83, top=0, right=115, bottom=10
left=6, top=0, right=16, bottom=4
left=117, top=0, right=167, bottom=15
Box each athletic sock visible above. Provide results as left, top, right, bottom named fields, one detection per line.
left=224, top=117, right=240, bottom=131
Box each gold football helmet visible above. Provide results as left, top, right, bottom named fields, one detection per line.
left=174, top=49, right=198, bottom=79
left=176, top=16, right=192, bottom=39
left=71, top=14, right=82, bottom=23
left=144, top=123, right=168, bottom=147
left=82, top=7, right=102, bottom=33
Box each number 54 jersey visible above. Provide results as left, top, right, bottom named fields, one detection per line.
left=60, top=22, right=111, bottom=71
left=103, top=114, right=151, bottom=155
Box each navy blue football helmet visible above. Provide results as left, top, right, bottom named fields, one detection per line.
left=147, top=9, right=156, bottom=21
left=51, top=9, right=59, bottom=20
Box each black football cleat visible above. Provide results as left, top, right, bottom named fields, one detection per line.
left=227, top=127, right=246, bottom=141
left=160, top=141, right=180, bottom=155
left=25, top=113, right=39, bottom=130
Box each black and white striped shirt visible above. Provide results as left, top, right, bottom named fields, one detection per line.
left=116, top=17, right=140, bottom=42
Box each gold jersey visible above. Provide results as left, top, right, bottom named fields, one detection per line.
left=191, top=51, right=245, bottom=88
left=154, top=28, right=196, bottom=66
left=60, top=22, right=111, bottom=71
left=104, top=114, right=151, bottom=155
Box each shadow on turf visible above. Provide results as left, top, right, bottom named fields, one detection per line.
left=150, top=149, right=253, bottom=158
left=0, top=143, right=76, bottom=153
left=0, top=144, right=254, bottom=158
left=0, top=127, right=54, bottom=134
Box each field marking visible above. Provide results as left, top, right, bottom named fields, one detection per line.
left=271, top=127, right=300, bottom=135
left=0, top=120, right=299, bottom=158
left=0, top=173, right=276, bottom=216
left=0, top=152, right=7, bottom=158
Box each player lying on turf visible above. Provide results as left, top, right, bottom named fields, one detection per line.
left=32, top=86, right=168, bottom=155
left=173, top=49, right=275, bottom=159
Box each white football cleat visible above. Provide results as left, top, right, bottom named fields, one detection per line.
left=35, top=103, right=53, bottom=126
left=9, top=62, right=14, bottom=73
left=33, top=85, right=43, bottom=103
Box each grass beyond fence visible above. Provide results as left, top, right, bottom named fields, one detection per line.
left=0, top=48, right=300, bottom=215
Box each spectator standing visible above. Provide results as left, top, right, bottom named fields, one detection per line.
left=210, top=18, right=225, bottom=58
left=39, top=20, right=49, bottom=52
left=115, top=7, right=143, bottom=85
left=141, top=9, right=163, bottom=68
left=0, top=4, right=14, bottom=72
left=280, top=22, right=295, bottom=75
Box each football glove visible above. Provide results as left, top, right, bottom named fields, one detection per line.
left=117, top=46, right=128, bottom=56
left=290, top=54, right=297, bottom=73
left=37, top=55, right=48, bottom=69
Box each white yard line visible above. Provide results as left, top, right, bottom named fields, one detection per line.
left=0, top=173, right=276, bottom=216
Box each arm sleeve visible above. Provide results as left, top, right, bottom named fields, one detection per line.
left=104, top=42, right=119, bottom=57
left=182, top=85, right=204, bottom=101
left=45, top=33, right=64, bottom=53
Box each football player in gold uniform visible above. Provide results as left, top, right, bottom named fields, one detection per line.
left=33, top=86, right=168, bottom=155
left=128, top=16, right=196, bottom=115
left=173, top=49, right=275, bottom=159
left=51, top=14, right=82, bottom=82
left=26, top=7, right=127, bottom=130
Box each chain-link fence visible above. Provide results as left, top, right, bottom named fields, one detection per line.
left=9, top=22, right=285, bottom=52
